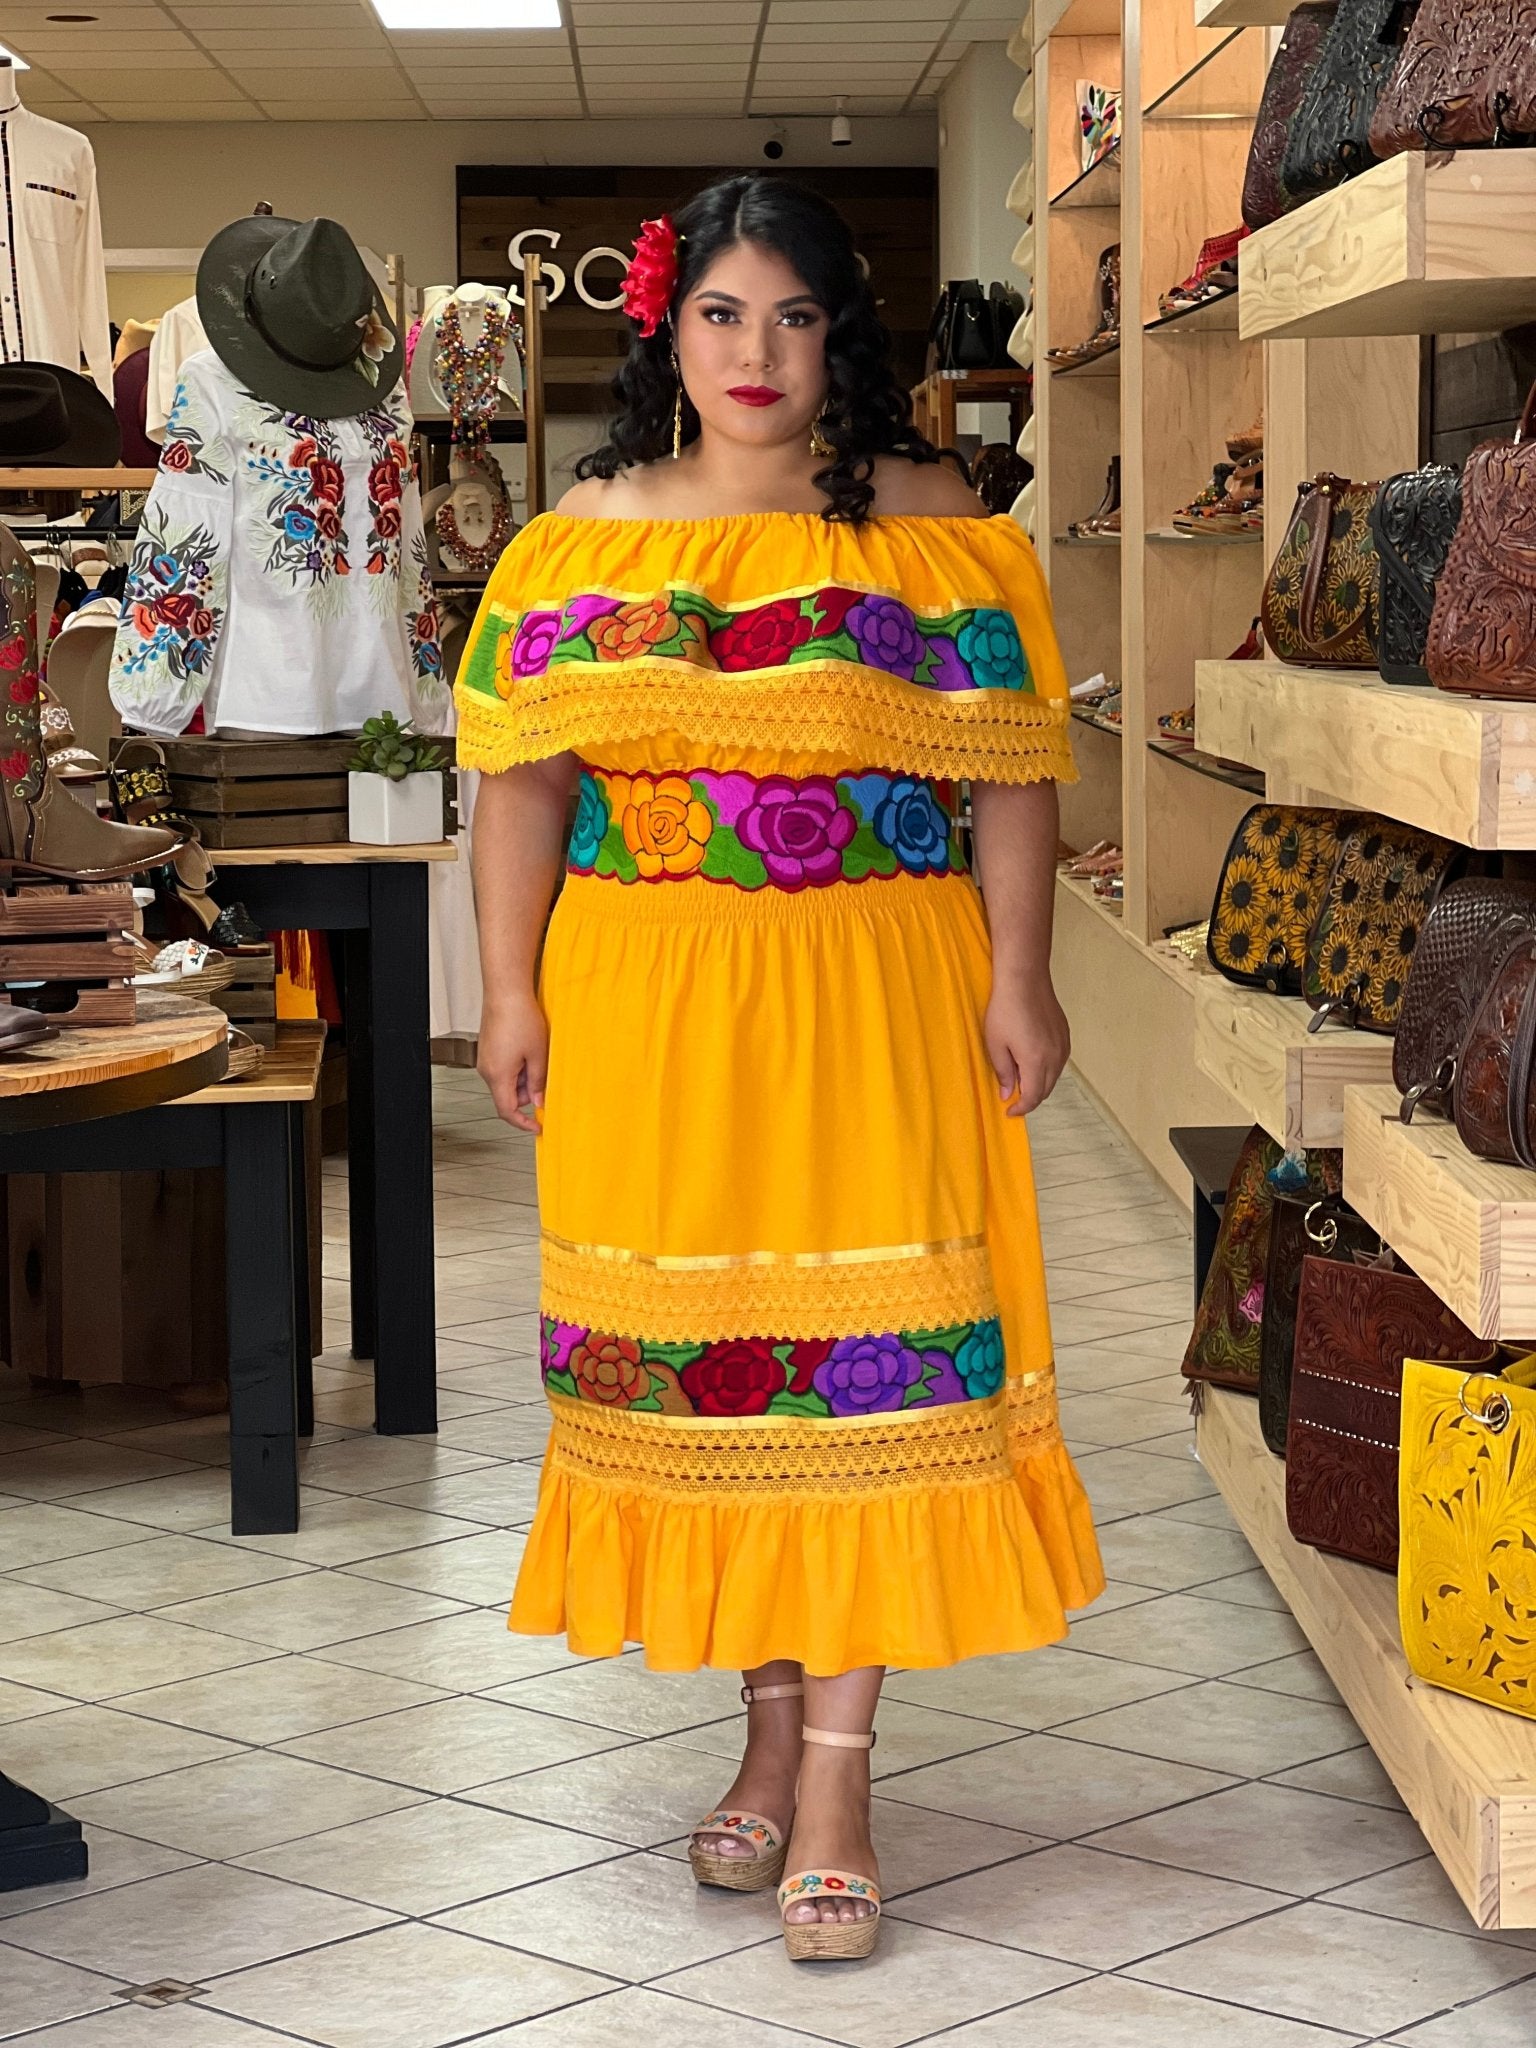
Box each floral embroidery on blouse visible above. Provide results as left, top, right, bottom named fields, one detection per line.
left=159, top=378, right=230, bottom=485
left=485, top=583, right=1031, bottom=694
left=361, top=412, right=410, bottom=585
left=0, top=549, right=41, bottom=799
left=567, top=764, right=966, bottom=891
left=115, top=505, right=225, bottom=689
left=539, top=1314, right=1006, bottom=1419
left=248, top=418, right=351, bottom=610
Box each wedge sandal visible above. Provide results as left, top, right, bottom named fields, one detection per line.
left=688, top=1681, right=801, bottom=1893
left=778, top=1727, right=881, bottom=1961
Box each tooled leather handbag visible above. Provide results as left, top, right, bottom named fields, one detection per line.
left=1258, top=1190, right=1383, bottom=1456
left=1452, top=932, right=1536, bottom=1167
left=1286, top=1254, right=1499, bottom=1571
left=1426, top=379, right=1536, bottom=700
left=1303, top=814, right=1460, bottom=1033
left=1243, top=2, right=1339, bottom=228
left=1369, top=464, right=1463, bottom=685
left=1368, top=0, right=1536, bottom=156
left=1262, top=474, right=1382, bottom=668
left=1207, top=804, right=1354, bottom=994
left=1393, top=878, right=1536, bottom=1122
left=1279, top=0, right=1421, bottom=207
left=1183, top=1129, right=1342, bottom=1396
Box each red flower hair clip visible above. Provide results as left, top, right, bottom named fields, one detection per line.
left=622, top=215, right=682, bottom=339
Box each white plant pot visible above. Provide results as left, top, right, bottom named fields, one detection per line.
left=348, top=770, right=445, bottom=846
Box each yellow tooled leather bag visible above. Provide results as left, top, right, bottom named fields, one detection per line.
left=1399, top=1352, right=1536, bottom=1720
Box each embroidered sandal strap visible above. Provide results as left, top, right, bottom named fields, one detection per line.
left=691, top=1809, right=782, bottom=1855
left=778, top=1869, right=883, bottom=1917
left=742, top=1682, right=804, bottom=1704
left=802, top=1725, right=876, bottom=1750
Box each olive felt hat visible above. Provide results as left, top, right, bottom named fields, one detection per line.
left=196, top=214, right=403, bottom=420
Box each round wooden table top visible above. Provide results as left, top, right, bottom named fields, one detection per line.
left=0, top=991, right=225, bottom=1099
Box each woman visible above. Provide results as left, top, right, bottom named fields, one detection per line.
left=457, top=175, right=1104, bottom=1964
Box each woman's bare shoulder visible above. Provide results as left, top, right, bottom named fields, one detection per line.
left=869, top=456, right=984, bottom=520
left=553, top=466, right=673, bottom=520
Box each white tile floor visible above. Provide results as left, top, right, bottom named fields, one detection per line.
left=0, top=1071, right=1532, bottom=2045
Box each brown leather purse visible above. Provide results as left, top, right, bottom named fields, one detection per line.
left=1285, top=1255, right=1498, bottom=1571
left=1243, top=2, right=1339, bottom=229
left=1258, top=1191, right=1382, bottom=1456
left=1393, top=878, right=1536, bottom=1121
left=1426, top=380, right=1536, bottom=699
left=1369, top=0, right=1536, bottom=155
left=1262, top=474, right=1382, bottom=667
left=1453, top=932, right=1536, bottom=1168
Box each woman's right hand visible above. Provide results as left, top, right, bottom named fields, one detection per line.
left=478, top=992, right=549, bottom=1134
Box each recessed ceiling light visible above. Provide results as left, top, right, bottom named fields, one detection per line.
left=0, top=43, right=31, bottom=68
left=369, top=0, right=560, bottom=25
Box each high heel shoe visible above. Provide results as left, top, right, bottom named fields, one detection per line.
left=688, top=1680, right=801, bottom=1893
left=778, top=1727, right=882, bottom=1962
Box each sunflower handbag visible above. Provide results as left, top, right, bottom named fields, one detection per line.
left=1262, top=474, right=1383, bottom=668
left=1303, top=815, right=1460, bottom=1033
left=1400, top=1352, right=1536, bottom=1720
left=1207, top=804, right=1353, bottom=994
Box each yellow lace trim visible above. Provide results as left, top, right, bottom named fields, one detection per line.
left=545, top=1373, right=1060, bottom=1500
left=539, top=1233, right=998, bottom=1343
left=456, top=661, right=1075, bottom=789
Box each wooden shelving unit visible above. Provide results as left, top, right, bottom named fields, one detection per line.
left=1194, top=0, right=1288, bottom=24
left=1195, top=659, right=1536, bottom=848
left=1193, top=977, right=1393, bottom=1148
left=1240, top=150, right=1536, bottom=342
left=1198, top=1388, right=1536, bottom=1930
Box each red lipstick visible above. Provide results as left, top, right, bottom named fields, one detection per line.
left=728, top=385, right=785, bottom=406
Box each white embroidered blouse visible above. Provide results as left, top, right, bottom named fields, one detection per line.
left=108, top=350, right=448, bottom=739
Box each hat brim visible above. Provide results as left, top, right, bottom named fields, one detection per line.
left=0, top=363, right=122, bottom=467
left=197, top=215, right=404, bottom=422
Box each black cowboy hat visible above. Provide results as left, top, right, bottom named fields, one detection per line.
left=197, top=214, right=403, bottom=420
left=0, top=363, right=121, bottom=466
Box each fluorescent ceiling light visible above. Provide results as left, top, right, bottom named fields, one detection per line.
left=369, top=0, right=560, bottom=25
left=0, top=43, right=32, bottom=69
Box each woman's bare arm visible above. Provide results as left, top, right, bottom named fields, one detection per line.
left=472, top=755, right=579, bottom=1132
left=970, top=778, right=1070, bottom=1116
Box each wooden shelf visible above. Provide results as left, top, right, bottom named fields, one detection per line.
left=1194, top=0, right=1289, bottom=21
left=1049, top=343, right=1121, bottom=376
left=1195, top=659, right=1536, bottom=849
left=0, top=467, right=157, bottom=491
left=1193, top=977, right=1393, bottom=1147
left=1144, top=289, right=1240, bottom=335
left=1049, top=146, right=1122, bottom=210
left=1144, top=27, right=1259, bottom=123
left=1343, top=1084, right=1536, bottom=1340
left=1240, top=151, right=1536, bottom=342
left=212, top=841, right=459, bottom=867
left=177, top=1019, right=326, bottom=1107
left=1198, top=1386, right=1536, bottom=1930
left=1146, top=736, right=1263, bottom=793
left=1072, top=707, right=1124, bottom=737
left=1055, top=530, right=1123, bottom=547
left=1146, top=525, right=1260, bottom=544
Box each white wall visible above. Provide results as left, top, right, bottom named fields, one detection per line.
left=86, top=116, right=936, bottom=289
left=937, top=43, right=1025, bottom=442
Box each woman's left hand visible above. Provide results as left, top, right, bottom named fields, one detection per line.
left=984, top=981, right=1071, bottom=1117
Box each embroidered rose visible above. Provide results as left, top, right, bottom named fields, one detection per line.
left=571, top=1332, right=649, bottom=1406
left=155, top=593, right=200, bottom=629
left=160, top=439, right=194, bottom=475
left=315, top=505, right=343, bottom=542
left=307, top=456, right=345, bottom=505
left=786, top=1337, right=834, bottom=1392
left=848, top=595, right=922, bottom=678
left=512, top=609, right=562, bottom=679
left=568, top=770, right=609, bottom=870
left=0, top=630, right=28, bottom=671
left=810, top=586, right=861, bottom=639
left=873, top=777, right=951, bottom=874
left=9, top=675, right=39, bottom=706
left=713, top=599, right=813, bottom=673
left=621, top=774, right=712, bottom=879
left=681, top=1338, right=787, bottom=1417
left=957, top=608, right=1025, bottom=691
left=813, top=1333, right=925, bottom=1416
left=283, top=508, right=317, bottom=544
left=372, top=455, right=404, bottom=505
left=0, top=748, right=32, bottom=783
left=190, top=609, right=216, bottom=641
left=956, top=1319, right=1005, bottom=1399
left=592, top=594, right=677, bottom=662
left=371, top=503, right=401, bottom=541
left=737, top=776, right=854, bottom=889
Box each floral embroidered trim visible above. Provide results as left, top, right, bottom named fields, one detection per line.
left=247, top=416, right=351, bottom=610
left=569, top=763, right=966, bottom=890
left=695, top=1810, right=779, bottom=1850
left=542, top=1382, right=1060, bottom=1500
left=539, top=1233, right=997, bottom=1344
left=779, top=1872, right=880, bottom=1905
left=456, top=665, right=1075, bottom=790
left=542, top=1314, right=1007, bottom=1419
left=117, top=505, right=223, bottom=688
left=470, top=582, right=1033, bottom=696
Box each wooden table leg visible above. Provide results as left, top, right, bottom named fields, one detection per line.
left=363, top=863, right=437, bottom=1436
left=225, top=1101, right=300, bottom=1534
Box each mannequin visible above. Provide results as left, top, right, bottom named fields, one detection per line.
left=408, top=282, right=523, bottom=421
left=0, top=57, right=19, bottom=114
left=424, top=455, right=513, bottom=576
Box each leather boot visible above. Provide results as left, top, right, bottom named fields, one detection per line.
left=0, top=532, right=183, bottom=880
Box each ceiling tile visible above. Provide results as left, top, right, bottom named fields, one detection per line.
left=575, top=21, right=756, bottom=40
left=196, top=29, right=391, bottom=47
left=225, top=48, right=403, bottom=67
left=92, top=97, right=266, bottom=115
left=19, top=31, right=199, bottom=55
left=259, top=98, right=424, bottom=116
left=171, top=5, right=370, bottom=27
left=227, top=62, right=413, bottom=91
left=423, top=98, right=583, bottom=113
left=759, top=38, right=938, bottom=59
left=770, top=0, right=951, bottom=16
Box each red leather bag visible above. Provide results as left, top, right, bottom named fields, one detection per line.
left=1426, top=379, right=1536, bottom=700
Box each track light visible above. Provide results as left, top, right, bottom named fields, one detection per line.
left=831, top=97, right=852, bottom=147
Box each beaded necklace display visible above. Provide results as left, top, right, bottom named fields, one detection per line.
left=435, top=298, right=515, bottom=461
left=437, top=456, right=514, bottom=573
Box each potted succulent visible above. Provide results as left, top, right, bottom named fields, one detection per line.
left=347, top=713, right=450, bottom=846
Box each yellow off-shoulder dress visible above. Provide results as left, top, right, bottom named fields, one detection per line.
left=455, top=510, right=1105, bottom=1674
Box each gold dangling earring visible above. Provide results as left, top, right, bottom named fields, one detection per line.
left=810, top=409, right=835, bottom=459
left=670, top=347, right=684, bottom=461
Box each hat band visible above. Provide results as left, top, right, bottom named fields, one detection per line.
left=244, top=279, right=364, bottom=375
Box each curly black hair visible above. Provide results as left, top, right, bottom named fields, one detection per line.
left=574, top=175, right=939, bottom=524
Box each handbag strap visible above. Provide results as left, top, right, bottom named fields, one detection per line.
left=1298, top=475, right=1368, bottom=653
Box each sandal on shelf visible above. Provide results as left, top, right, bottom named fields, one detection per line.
left=1204, top=453, right=1263, bottom=531
left=1158, top=225, right=1248, bottom=317
left=688, top=1681, right=802, bottom=1894
left=778, top=1727, right=882, bottom=1962
left=1068, top=457, right=1121, bottom=539
left=1172, top=463, right=1234, bottom=532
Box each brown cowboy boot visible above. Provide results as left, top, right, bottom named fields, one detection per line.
left=0, top=532, right=183, bottom=880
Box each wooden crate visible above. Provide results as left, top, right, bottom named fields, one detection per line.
left=0, top=880, right=137, bottom=1027
left=210, top=945, right=276, bottom=1048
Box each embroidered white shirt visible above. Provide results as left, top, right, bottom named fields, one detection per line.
left=0, top=104, right=112, bottom=397
left=108, top=350, right=447, bottom=739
